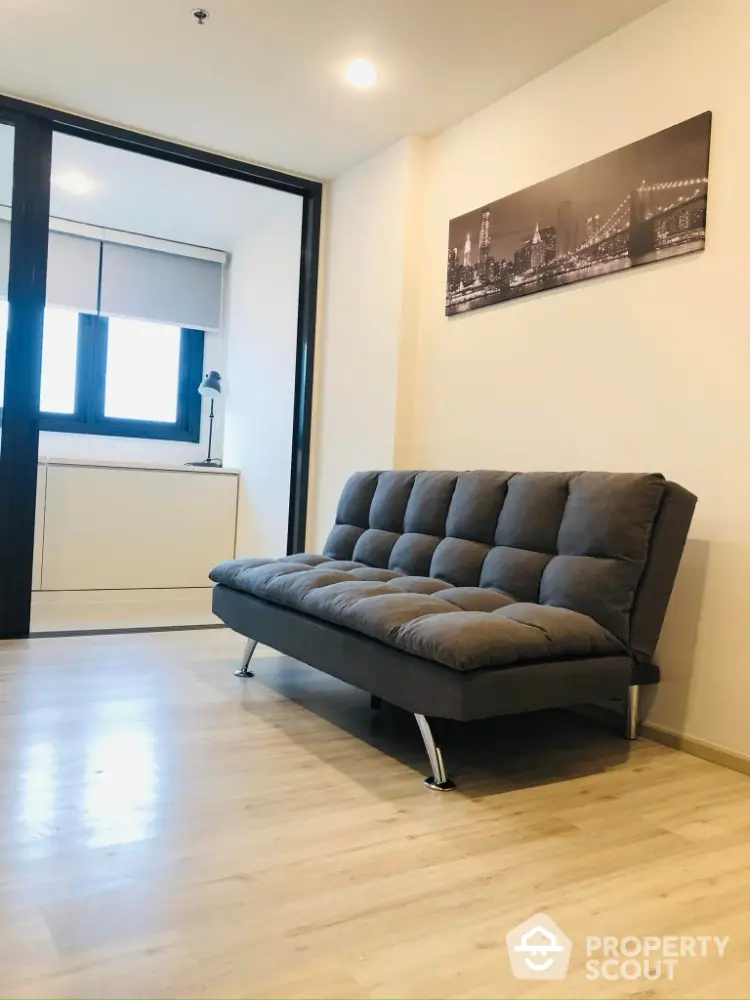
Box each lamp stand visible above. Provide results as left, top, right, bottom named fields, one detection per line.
left=187, top=397, right=223, bottom=468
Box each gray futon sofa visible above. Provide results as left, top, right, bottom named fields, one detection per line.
left=211, top=470, right=696, bottom=790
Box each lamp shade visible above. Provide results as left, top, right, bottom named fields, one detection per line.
left=198, top=370, right=222, bottom=397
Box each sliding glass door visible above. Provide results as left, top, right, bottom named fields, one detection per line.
left=32, top=132, right=225, bottom=631
left=0, top=94, right=320, bottom=640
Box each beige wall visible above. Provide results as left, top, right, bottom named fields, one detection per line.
left=415, top=0, right=750, bottom=754
left=309, top=136, right=426, bottom=549
left=224, top=197, right=303, bottom=556
left=314, top=0, right=750, bottom=756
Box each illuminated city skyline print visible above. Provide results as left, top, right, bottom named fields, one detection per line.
left=446, top=112, right=712, bottom=315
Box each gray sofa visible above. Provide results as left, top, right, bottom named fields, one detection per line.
left=210, top=470, right=696, bottom=790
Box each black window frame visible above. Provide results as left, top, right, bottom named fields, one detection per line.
left=39, top=313, right=204, bottom=442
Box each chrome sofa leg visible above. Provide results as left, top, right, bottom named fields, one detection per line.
left=625, top=685, right=640, bottom=740
left=234, top=638, right=258, bottom=678
left=415, top=714, right=456, bottom=791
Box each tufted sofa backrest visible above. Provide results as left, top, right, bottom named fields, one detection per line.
left=323, top=470, right=696, bottom=660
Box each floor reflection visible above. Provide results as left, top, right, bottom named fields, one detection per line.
left=18, top=741, right=58, bottom=841
left=84, top=727, right=157, bottom=848
left=15, top=697, right=161, bottom=850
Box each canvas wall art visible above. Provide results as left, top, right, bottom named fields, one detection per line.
left=445, top=111, right=712, bottom=315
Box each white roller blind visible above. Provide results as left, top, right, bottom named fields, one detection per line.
left=46, top=232, right=100, bottom=313
left=1, top=221, right=224, bottom=330
left=0, top=219, right=9, bottom=299
left=1, top=222, right=100, bottom=312
left=100, top=242, right=223, bottom=331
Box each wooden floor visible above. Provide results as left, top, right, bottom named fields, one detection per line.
left=0, top=629, right=748, bottom=999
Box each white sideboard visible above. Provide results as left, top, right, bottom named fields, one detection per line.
left=34, top=458, right=238, bottom=591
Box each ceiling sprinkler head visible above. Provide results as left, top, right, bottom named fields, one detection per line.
left=192, top=8, right=209, bottom=25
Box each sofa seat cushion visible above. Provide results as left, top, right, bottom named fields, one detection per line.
left=397, top=603, right=622, bottom=670
left=210, top=556, right=623, bottom=671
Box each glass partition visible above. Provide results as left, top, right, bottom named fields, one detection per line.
left=0, top=103, right=317, bottom=638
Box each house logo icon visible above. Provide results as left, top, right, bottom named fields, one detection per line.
left=506, top=913, right=572, bottom=980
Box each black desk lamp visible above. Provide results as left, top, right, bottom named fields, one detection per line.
left=187, top=370, right=223, bottom=467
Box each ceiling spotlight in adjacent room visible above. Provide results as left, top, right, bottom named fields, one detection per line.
left=192, top=8, right=210, bottom=25
left=344, top=58, right=378, bottom=89
left=54, top=171, right=95, bottom=195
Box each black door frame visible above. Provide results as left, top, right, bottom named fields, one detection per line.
left=0, top=93, right=322, bottom=638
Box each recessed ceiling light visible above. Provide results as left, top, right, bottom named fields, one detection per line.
left=344, top=58, right=378, bottom=89
left=54, top=171, right=95, bottom=195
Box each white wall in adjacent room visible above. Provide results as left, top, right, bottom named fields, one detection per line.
left=223, top=196, right=303, bottom=557
left=410, top=0, right=749, bottom=755
left=309, top=135, right=425, bottom=549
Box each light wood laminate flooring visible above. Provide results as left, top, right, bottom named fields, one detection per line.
left=0, top=629, right=748, bottom=998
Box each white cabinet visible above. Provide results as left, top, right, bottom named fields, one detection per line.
left=35, top=460, right=238, bottom=591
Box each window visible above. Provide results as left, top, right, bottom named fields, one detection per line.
left=46, top=313, right=203, bottom=441
left=104, top=319, right=182, bottom=423
left=0, top=303, right=79, bottom=413
left=40, top=308, right=78, bottom=414
left=0, top=302, right=204, bottom=440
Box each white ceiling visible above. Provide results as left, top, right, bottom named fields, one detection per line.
left=0, top=0, right=668, bottom=180
left=0, top=126, right=296, bottom=250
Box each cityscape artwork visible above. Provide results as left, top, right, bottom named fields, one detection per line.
left=445, top=112, right=712, bottom=315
